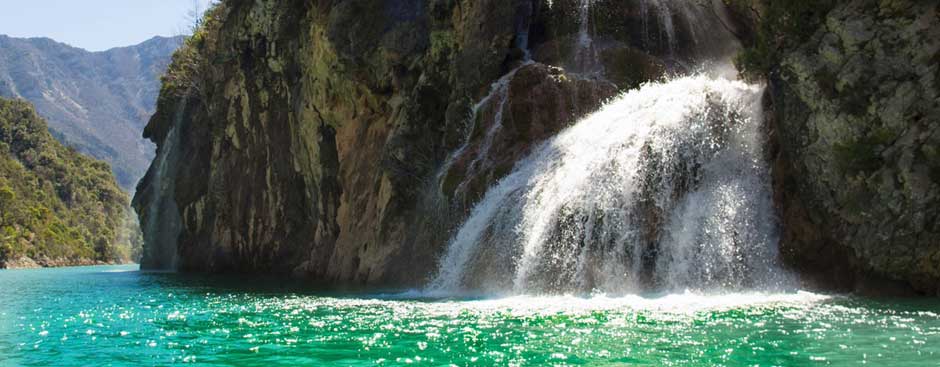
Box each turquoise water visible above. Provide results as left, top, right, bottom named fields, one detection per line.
left=1, top=266, right=938, bottom=366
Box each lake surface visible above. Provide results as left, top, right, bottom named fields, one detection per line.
left=1, top=265, right=938, bottom=366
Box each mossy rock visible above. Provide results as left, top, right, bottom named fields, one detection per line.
left=833, top=134, right=889, bottom=174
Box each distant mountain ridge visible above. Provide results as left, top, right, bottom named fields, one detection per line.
left=0, top=35, right=183, bottom=189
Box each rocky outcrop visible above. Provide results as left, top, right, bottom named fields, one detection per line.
left=136, top=0, right=528, bottom=281
left=134, top=0, right=725, bottom=285
left=770, top=0, right=940, bottom=294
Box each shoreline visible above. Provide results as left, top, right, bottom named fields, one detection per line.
left=0, top=256, right=138, bottom=270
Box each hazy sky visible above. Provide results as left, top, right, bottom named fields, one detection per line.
left=0, top=0, right=214, bottom=51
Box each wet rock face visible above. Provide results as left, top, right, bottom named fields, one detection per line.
left=133, top=0, right=707, bottom=286
left=440, top=63, right=619, bottom=205
left=772, top=0, right=940, bottom=294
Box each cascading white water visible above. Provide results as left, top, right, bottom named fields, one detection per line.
left=436, top=60, right=533, bottom=190
left=428, top=75, right=795, bottom=295
left=436, top=9, right=536, bottom=194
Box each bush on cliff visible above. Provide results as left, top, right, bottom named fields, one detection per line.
left=161, top=2, right=227, bottom=100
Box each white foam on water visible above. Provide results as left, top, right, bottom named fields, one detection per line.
left=303, top=291, right=834, bottom=318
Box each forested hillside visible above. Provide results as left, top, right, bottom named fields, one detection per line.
left=0, top=98, right=139, bottom=267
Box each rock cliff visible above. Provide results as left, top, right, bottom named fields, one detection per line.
left=767, top=0, right=940, bottom=294
left=134, top=0, right=725, bottom=284
left=136, top=0, right=940, bottom=294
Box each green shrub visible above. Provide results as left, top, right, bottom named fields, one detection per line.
left=161, top=2, right=227, bottom=99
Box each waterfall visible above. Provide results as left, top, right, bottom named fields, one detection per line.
left=437, top=60, right=534, bottom=193
left=140, top=96, right=186, bottom=270
left=423, top=0, right=778, bottom=295
left=514, top=0, right=533, bottom=60
left=437, top=2, right=536, bottom=197
left=573, top=0, right=600, bottom=74
left=643, top=0, right=678, bottom=56
left=427, top=75, right=794, bottom=295
left=637, top=0, right=740, bottom=64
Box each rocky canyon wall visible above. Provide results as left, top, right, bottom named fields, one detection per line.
left=135, top=0, right=940, bottom=294
left=134, top=0, right=712, bottom=285
left=767, top=0, right=940, bottom=294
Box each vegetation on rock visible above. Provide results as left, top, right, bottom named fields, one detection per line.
left=160, top=3, right=227, bottom=101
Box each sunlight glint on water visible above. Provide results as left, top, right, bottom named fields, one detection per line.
left=1, top=266, right=939, bottom=366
